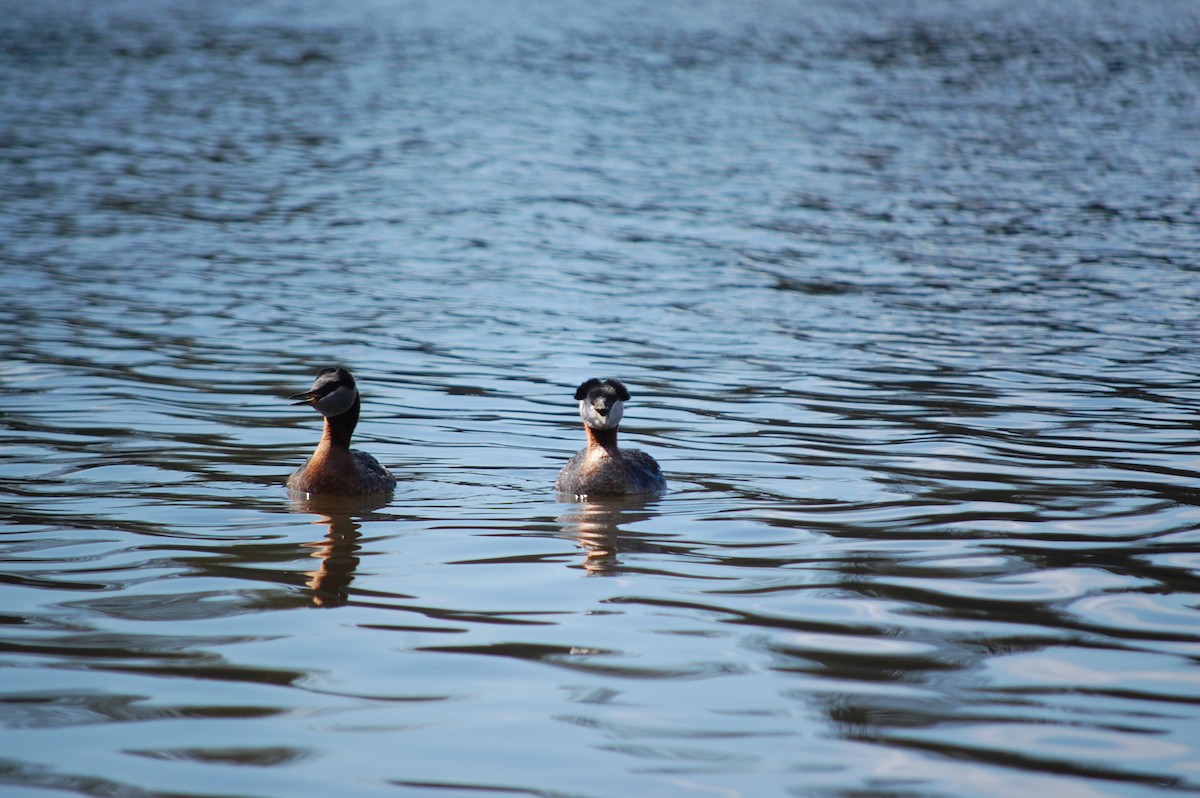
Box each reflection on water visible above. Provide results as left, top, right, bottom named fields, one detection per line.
left=557, top=496, right=664, bottom=575
left=290, top=495, right=391, bottom=607
left=1, top=0, right=1199, bottom=795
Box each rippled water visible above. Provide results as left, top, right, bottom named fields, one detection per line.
left=3, top=0, right=1200, bottom=795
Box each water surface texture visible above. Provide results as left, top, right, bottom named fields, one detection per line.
left=2, top=1, right=1200, bottom=796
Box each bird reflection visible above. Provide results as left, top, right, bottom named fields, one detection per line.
left=556, top=495, right=662, bottom=575
left=289, top=494, right=390, bottom=607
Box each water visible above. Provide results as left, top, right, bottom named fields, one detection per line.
left=2, top=0, right=1199, bottom=795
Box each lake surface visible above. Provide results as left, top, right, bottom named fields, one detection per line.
left=2, top=0, right=1199, bottom=795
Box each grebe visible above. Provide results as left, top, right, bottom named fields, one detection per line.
left=556, top=378, right=666, bottom=498
left=286, top=367, right=396, bottom=496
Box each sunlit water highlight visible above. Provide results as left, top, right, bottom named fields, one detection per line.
left=2, top=0, right=1199, bottom=796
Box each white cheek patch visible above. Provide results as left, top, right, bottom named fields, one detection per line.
left=580, top=399, right=624, bottom=429
left=315, top=385, right=357, bottom=417
left=607, top=400, right=624, bottom=427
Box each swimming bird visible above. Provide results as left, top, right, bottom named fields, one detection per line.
left=556, top=378, right=666, bottom=498
left=286, top=367, right=396, bottom=496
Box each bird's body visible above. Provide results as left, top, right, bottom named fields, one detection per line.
left=287, top=438, right=395, bottom=496
left=287, top=367, right=396, bottom=496
left=556, top=378, right=665, bottom=498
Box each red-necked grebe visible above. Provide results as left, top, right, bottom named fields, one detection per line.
left=286, top=367, right=396, bottom=496
left=556, top=378, right=666, bottom=498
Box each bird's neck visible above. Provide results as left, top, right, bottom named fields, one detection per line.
left=585, top=425, right=619, bottom=451
left=322, top=397, right=361, bottom=450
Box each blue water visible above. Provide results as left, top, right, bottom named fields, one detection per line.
left=2, top=0, right=1199, bottom=796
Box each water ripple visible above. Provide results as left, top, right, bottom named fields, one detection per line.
left=2, top=0, right=1200, bottom=795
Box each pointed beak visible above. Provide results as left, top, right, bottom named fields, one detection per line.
left=289, top=390, right=319, bottom=406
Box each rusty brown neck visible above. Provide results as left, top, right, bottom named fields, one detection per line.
left=585, top=425, right=619, bottom=452
left=322, top=396, right=361, bottom=450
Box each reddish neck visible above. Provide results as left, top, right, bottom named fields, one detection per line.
left=322, top=397, right=361, bottom=450
left=585, top=425, right=619, bottom=451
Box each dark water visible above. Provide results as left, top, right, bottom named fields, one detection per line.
left=2, top=0, right=1200, bottom=795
